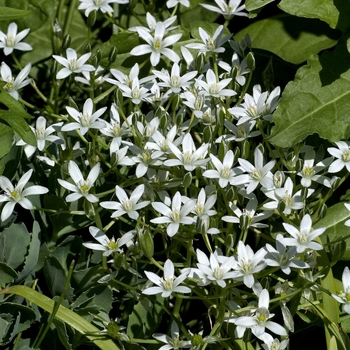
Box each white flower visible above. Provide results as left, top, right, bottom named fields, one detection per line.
left=62, top=98, right=107, bottom=135
left=297, top=149, right=332, bottom=187
left=117, top=77, right=151, bottom=105
left=238, top=148, right=275, bottom=193
left=129, top=12, right=178, bottom=34
left=100, top=184, right=150, bottom=220
left=261, top=336, right=289, bottom=350
left=58, top=161, right=100, bottom=203
left=151, top=191, right=196, bottom=237
left=222, top=198, right=273, bottom=230
left=143, top=259, right=191, bottom=297
left=78, top=0, right=129, bottom=17
left=332, top=266, right=350, bottom=314
left=217, top=120, right=260, bottom=143
left=53, top=48, right=95, bottom=79
left=0, top=169, right=48, bottom=221
left=196, top=69, right=236, bottom=98
left=0, top=22, right=32, bottom=56
left=195, top=249, right=236, bottom=288
left=280, top=214, right=326, bottom=253
left=166, top=0, right=190, bottom=8
left=16, top=116, right=63, bottom=159
left=263, top=177, right=307, bottom=215
left=164, top=133, right=209, bottom=171
left=264, top=234, right=308, bottom=274
left=153, top=321, right=191, bottom=350
left=186, top=25, right=231, bottom=53
left=83, top=226, right=135, bottom=256
left=229, top=84, right=280, bottom=125
left=130, top=21, right=182, bottom=66
left=152, top=62, right=197, bottom=93
left=203, top=150, right=247, bottom=188
left=1, top=62, right=32, bottom=100
left=100, top=104, right=131, bottom=153
left=218, top=53, right=250, bottom=86
left=235, top=289, right=288, bottom=339
left=200, top=0, right=247, bottom=19
left=327, top=141, right=350, bottom=173
left=231, top=241, right=266, bottom=288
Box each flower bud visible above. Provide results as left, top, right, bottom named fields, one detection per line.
left=107, top=321, right=119, bottom=339
left=318, top=203, right=327, bottom=219
left=138, top=229, right=154, bottom=259
left=246, top=51, right=255, bottom=70
left=84, top=43, right=92, bottom=54
left=273, top=170, right=285, bottom=188
left=183, top=172, right=192, bottom=188
left=87, top=10, right=96, bottom=28
left=62, top=34, right=71, bottom=51
left=108, top=46, right=118, bottom=65
left=191, top=334, right=203, bottom=346
left=203, top=126, right=212, bottom=143
left=277, top=200, right=286, bottom=214
left=241, top=139, right=250, bottom=159
left=68, top=97, right=79, bottom=110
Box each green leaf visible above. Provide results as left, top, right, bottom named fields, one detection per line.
left=269, top=32, right=350, bottom=147
left=0, top=262, right=18, bottom=287
left=43, top=256, right=75, bottom=301
left=278, top=0, right=350, bottom=32
left=16, top=222, right=41, bottom=283
left=0, top=128, right=13, bottom=159
left=0, top=223, right=31, bottom=270
left=246, top=0, right=276, bottom=11
left=234, top=14, right=340, bottom=65
left=0, top=285, right=121, bottom=350
left=0, top=6, right=31, bottom=21
left=0, top=303, right=36, bottom=334
left=0, top=110, right=36, bottom=147
left=315, top=202, right=350, bottom=260
left=0, top=90, right=29, bottom=116
left=99, top=31, right=140, bottom=58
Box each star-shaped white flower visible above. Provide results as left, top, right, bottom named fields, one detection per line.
left=143, top=259, right=191, bottom=298
left=151, top=191, right=196, bottom=237
left=0, top=169, right=48, bottom=221
left=200, top=0, right=248, bottom=20
left=58, top=161, right=100, bottom=203
left=332, top=266, right=350, bottom=314
left=328, top=141, right=350, bottom=173
left=53, top=48, right=95, bottom=79
left=62, top=98, right=107, bottom=135
left=100, top=184, right=150, bottom=220
left=280, top=214, right=326, bottom=253
left=78, top=0, right=129, bottom=17
left=130, top=21, right=182, bottom=66
left=1, top=62, right=32, bottom=100
left=0, top=22, right=32, bottom=56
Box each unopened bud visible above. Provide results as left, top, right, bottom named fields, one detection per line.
left=183, top=172, right=192, bottom=188
left=108, top=46, right=118, bottom=64
left=241, top=139, right=250, bottom=159
left=87, top=10, right=96, bottom=28
left=273, top=170, right=285, bottom=188
left=277, top=200, right=286, bottom=214
left=68, top=97, right=79, bottom=110
left=138, top=229, right=154, bottom=259
left=246, top=52, right=255, bottom=70
left=203, top=126, right=212, bottom=143
left=107, top=321, right=119, bottom=339
left=191, top=334, right=203, bottom=346
left=318, top=203, right=327, bottom=219
left=84, top=43, right=92, bottom=54
left=62, top=34, right=71, bottom=51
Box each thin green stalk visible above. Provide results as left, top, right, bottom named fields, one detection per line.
left=33, top=260, right=75, bottom=349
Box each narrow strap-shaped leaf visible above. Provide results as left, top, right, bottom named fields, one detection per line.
left=0, top=285, right=121, bottom=350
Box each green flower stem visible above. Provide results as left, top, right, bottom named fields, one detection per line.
left=33, top=260, right=75, bottom=349
left=129, top=339, right=158, bottom=344
left=63, top=0, right=77, bottom=37
left=235, top=64, right=253, bottom=106
left=150, top=257, right=164, bottom=270
left=94, top=85, right=118, bottom=104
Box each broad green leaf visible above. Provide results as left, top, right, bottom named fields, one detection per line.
left=0, top=129, right=13, bottom=159
left=314, top=203, right=350, bottom=260
left=0, top=6, right=31, bottom=21
left=278, top=0, right=350, bottom=32
left=234, top=14, right=340, bottom=65
left=246, top=0, right=276, bottom=11
left=1, top=223, right=30, bottom=270
left=16, top=222, right=41, bottom=283
left=72, top=266, right=105, bottom=294
left=0, top=110, right=36, bottom=146
left=127, top=295, right=164, bottom=339
left=43, top=256, right=75, bottom=300
left=99, top=32, right=140, bottom=58
left=269, top=32, right=350, bottom=148
left=0, top=90, right=29, bottom=116
left=0, top=262, right=18, bottom=286
left=0, top=285, right=121, bottom=350
left=0, top=303, right=36, bottom=334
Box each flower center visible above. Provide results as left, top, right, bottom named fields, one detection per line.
left=213, top=266, right=223, bottom=280
left=36, top=126, right=45, bottom=140
left=171, top=75, right=180, bottom=88
left=162, top=277, right=174, bottom=291
left=10, top=188, right=21, bottom=201
left=302, top=166, right=315, bottom=178
left=112, top=123, right=121, bottom=136
left=251, top=168, right=262, bottom=180
left=108, top=241, right=117, bottom=250
left=69, top=58, right=78, bottom=71
left=141, top=151, right=151, bottom=164
left=220, top=167, right=231, bottom=179
left=153, top=38, right=162, bottom=52
left=123, top=198, right=133, bottom=211
left=183, top=151, right=193, bottom=164
left=255, top=307, right=269, bottom=324
left=206, top=37, right=216, bottom=51
left=80, top=113, right=90, bottom=127
left=170, top=208, right=180, bottom=223
left=247, top=105, right=258, bottom=118
left=93, top=0, right=102, bottom=6
left=6, top=35, right=14, bottom=48
left=209, top=83, right=219, bottom=95
left=132, top=86, right=140, bottom=99
left=342, top=151, right=350, bottom=162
